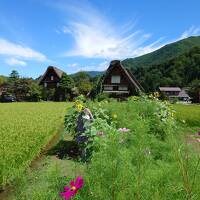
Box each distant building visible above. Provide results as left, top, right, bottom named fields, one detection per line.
left=38, top=66, right=64, bottom=88
left=159, top=87, right=191, bottom=102
left=101, top=60, right=144, bottom=96
left=38, top=66, right=65, bottom=101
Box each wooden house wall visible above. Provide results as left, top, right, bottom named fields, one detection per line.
left=103, top=66, right=130, bottom=85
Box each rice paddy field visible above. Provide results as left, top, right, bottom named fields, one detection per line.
left=0, top=102, right=70, bottom=188
left=173, top=104, right=200, bottom=128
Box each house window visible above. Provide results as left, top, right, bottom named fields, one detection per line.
left=51, top=76, right=54, bottom=81
left=111, top=75, right=120, bottom=84
left=119, top=86, right=128, bottom=91
left=44, top=82, right=47, bottom=87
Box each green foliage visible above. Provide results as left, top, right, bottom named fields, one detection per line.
left=71, top=71, right=97, bottom=96
left=78, top=80, right=92, bottom=95
left=89, top=75, right=104, bottom=99
left=9, top=70, right=19, bottom=81
left=188, top=79, right=200, bottom=103
left=60, top=73, right=75, bottom=91
left=41, top=88, right=56, bottom=101
left=0, top=75, right=7, bottom=85
left=26, top=82, right=42, bottom=101
left=59, top=73, right=75, bottom=100
left=94, top=93, right=112, bottom=102
left=0, top=70, right=44, bottom=102
left=72, top=71, right=91, bottom=83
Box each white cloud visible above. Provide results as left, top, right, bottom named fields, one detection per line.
left=0, top=38, right=47, bottom=61
left=5, top=57, right=27, bottom=66
left=179, top=26, right=200, bottom=40
left=57, top=2, right=164, bottom=59
left=53, top=1, right=200, bottom=60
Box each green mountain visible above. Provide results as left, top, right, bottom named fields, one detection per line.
left=122, top=36, right=200, bottom=69
left=71, top=71, right=104, bottom=78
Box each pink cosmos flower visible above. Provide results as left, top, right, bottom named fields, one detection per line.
left=197, top=131, right=200, bottom=136
left=118, top=128, right=130, bottom=133
left=60, top=176, right=84, bottom=200
left=197, top=139, right=200, bottom=143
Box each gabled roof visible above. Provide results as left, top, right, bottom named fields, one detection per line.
left=38, top=66, right=64, bottom=84
left=159, top=87, right=181, bottom=92
left=103, top=60, right=144, bottom=92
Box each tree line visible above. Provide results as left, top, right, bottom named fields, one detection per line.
left=0, top=70, right=98, bottom=102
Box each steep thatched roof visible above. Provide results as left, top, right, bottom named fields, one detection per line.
left=38, top=66, right=64, bottom=84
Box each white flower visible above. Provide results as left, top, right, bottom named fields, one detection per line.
left=83, top=114, right=90, bottom=120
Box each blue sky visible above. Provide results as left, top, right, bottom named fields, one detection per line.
left=0, top=0, right=200, bottom=78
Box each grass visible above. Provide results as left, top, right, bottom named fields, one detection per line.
left=0, top=102, right=71, bottom=188
left=10, top=135, right=85, bottom=200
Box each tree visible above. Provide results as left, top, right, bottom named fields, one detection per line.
left=41, top=88, right=55, bottom=101
left=60, top=73, right=75, bottom=100
left=27, top=82, right=42, bottom=101
left=9, top=70, right=19, bottom=82
left=189, top=79, right=200, bottom=103
left=6, top=70, right=20, bottom=98
left=78, top=80, right=92, bottom=96
left=0, top=76, right=6, bottom=86
left=72, top=71, right=90, bottom=83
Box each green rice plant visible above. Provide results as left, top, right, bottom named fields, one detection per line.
left=173, top=104, right=200, bottom=128
left=0, top=102, right=71, bottom=188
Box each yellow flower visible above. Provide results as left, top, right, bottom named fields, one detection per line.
left=154, top=92, right=160, bottom=98
left=76, top=103, right=84, bottom=112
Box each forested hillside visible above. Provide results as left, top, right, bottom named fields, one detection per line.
left=122, top=36, right=200, bottom=69
left=131, top=46, right=200, bottom=100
